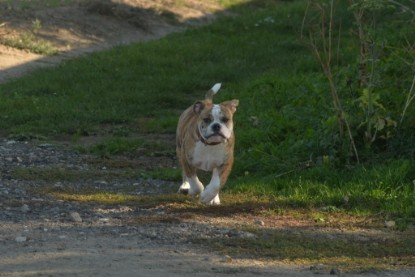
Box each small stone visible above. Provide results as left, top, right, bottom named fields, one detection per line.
left=330, top=267, right=340, bottom=275
left=15, top=236, right=27, bottom=243
left=221, top=255, right=232, bottom=263
left=99, top=218, right=110, bottom=223
left=38, top=143, right=54, bottom=148
left=310, top=264, right=325, bottom=271
left=69, top=212, right=82, bottom=223
left=255, top=220, right=265, bottom=226
left=227, top=229, right=256, bottom=239
left=54, top=182, right=63, bottom=187
left=384, top=221, right=396, bottom=228
left=21, top=204, right=30, bottom=213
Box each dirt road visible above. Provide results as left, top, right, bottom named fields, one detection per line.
left=0, top=0, right=222, bottom=83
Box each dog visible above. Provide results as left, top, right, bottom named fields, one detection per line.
left=176, top=83, right=239, bottom=205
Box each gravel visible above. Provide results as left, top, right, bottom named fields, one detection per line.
left=1, top=139, right=414, bottom=277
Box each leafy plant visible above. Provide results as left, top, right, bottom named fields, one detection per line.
left=302, top=0, right=415, bottom=160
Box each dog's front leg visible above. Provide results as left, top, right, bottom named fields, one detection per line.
left=179, top=174, right=204, bottom=197
left=187, top=175, right=204, bottom=197
left=178, top=161, right=204, bottom=197
left=201, top=168, right=222, bottom=205
left=178, top=175, right=204, bottom=197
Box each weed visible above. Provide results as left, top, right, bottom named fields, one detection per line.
left=1, top=19, right=58, bottom=55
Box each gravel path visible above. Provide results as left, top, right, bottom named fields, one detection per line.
left=1, top=139, right=414, bottom=277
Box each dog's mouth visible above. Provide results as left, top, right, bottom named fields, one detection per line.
left=205, top=133, right=226, bottom=144
left=207, top=132, right=226, bottom=139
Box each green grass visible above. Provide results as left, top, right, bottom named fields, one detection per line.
left=0, top=0, right=82, bottom=10
left=0, top=32, right=58, bottom=55
left=11, top=167, right=141, bottom=182
left=0, top=0, right=414, bottom=225
left=0, top=0, right=309, bottom=136
left=228, top=160, right=415, bottom=227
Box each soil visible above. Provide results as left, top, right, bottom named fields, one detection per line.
left=1, top=1, right=415, bottom=276
left=0, top=0, right=224, bottom=83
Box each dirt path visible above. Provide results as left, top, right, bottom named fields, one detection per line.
left=0, top=0, right=222, bottom=83
left=0, top=139, right=414, bottom=277
left=0, top=139, right=321, bottom=277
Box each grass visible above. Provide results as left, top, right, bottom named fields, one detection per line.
left=0, top=0, right=81, bottom=10
left=0, top=15, right=58, bottom=55
left=1, top=0, right=415, bottom=271
left=201, top=230, right=415, bottom=271
left=0, top=0, right=309, bottom=136
left=1, top=32, right=58, bottom=55
left=229, top=160, right=415, bottom=222
left=11, top=167, right=141, bottom=182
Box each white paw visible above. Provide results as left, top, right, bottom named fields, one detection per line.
left=188, top=176, right=204, bottom=197
left=208, top=194, right=221, bottom=205
left=188, top=186, right=203, bottom=197
left=200, top=188, right=220, bottom=205
left=178, top=182, right=190, bottom=195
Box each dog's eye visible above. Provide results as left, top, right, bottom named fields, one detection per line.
left=221, top=117, right=229, bottom=123
left=203, top=117, right=212, bottom=124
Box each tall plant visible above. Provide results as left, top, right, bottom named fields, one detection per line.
left=302, top=0, right=415, bottom=162
left=348, top=0, right=399, bottom=148
left=302, top=0, right=360, bottom=163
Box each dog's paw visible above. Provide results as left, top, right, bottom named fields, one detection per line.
left=208, top=194, right=221, bottom=205
left=200, top=188, right=220, bottom=205
left=178, top=188, right=189, bottom=195
left=188, top=187, right=202, bottom=197
left=178, top=182, right=190, bottom=195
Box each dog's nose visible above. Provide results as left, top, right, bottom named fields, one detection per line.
left=212, top=123, right=221, bottom=132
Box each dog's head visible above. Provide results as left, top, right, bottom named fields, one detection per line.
left=193, top=84, right=239, bottom=145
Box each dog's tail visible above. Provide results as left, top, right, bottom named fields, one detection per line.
left=205, top=83, right=221, bottom=100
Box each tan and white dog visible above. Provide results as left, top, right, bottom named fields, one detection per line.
left=176, top=83, right=239, bottom=205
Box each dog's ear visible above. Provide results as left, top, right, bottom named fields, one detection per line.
left=193, top=101, right=204, bottom=114
left=222, top=99, right=239, bottom=113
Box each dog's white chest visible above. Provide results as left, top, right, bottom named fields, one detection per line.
left=191, top=141, right=226, bottom=171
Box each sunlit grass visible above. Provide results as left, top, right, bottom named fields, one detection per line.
left=12, top=167, right=142, bottom=182
left=33, top=184, right=187, bottom=205
left=1, top=32, right=58, bottom=55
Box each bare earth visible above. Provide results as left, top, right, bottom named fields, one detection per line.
left=1, top=1, right=415, bottom=276
left=0, top=0, right=222, bottom=83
